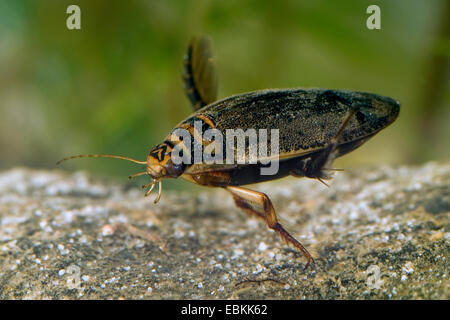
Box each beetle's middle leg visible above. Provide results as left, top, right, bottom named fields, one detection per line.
left=225, top=186, right=313, bottom=269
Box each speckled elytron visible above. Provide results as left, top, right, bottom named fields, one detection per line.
left=58, top=35, right=400, bottom=269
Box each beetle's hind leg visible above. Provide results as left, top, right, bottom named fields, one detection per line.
left=291, top=109, right=356, bottom=182
left=225, top=186, right=314, bottom=269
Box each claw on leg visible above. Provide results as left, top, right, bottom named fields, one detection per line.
left=317, top=177, right=330, bottom=188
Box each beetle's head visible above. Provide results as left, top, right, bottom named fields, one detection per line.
left=56, top=141, right=185, bottom=204
left=146, top=142, right=184, bottom=179
left=135, top=142, right=184, bottom=203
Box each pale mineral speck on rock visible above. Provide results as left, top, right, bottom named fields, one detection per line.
left=0, top=164, right=448, bottom=299
left=258, top=241, right=268, bottom=251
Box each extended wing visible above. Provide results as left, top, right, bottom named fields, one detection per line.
left=183, top=35, right=218, bottom=110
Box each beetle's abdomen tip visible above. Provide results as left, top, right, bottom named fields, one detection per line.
left=386, top=96, right=400, bottom=120
left=369, top=93, right=400, bottom=122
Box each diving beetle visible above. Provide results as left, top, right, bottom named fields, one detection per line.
left=58, top=35, right=400, bottom=269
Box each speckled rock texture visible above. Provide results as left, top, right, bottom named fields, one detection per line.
left=0, top=163, right=448, bottom=299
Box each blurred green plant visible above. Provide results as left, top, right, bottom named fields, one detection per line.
left=0, top=0, right=448, bottom=189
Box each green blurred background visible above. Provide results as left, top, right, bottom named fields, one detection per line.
left=0, top=0, right=449, bottom=190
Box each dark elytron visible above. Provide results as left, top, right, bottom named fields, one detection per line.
left=178, top=88, right=398, bottom=166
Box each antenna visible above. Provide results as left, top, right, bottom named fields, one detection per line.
left=56, top=154, right=147, bottom=165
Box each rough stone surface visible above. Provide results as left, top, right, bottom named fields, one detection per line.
left=0, top=163, right=448, bottom=300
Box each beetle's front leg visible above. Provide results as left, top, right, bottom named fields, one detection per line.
left=225, top=186, right=314, bottom=269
